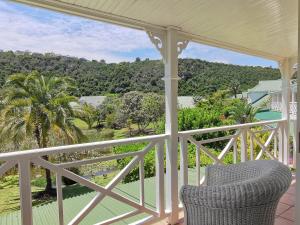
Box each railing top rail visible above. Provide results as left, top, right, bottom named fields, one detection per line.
left=0, top=134, right=168, bottom=161
left=178, top=119, right=286, bottom=136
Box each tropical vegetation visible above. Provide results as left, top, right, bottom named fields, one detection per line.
left=0, top=71, right=85, bottom=194
left=0, top=51, right=271, bottom=214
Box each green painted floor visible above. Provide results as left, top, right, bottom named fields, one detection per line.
left=0, top=169, right=204, bottom=225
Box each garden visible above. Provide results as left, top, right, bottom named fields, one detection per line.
left=0, top=71, right=267, bottom=214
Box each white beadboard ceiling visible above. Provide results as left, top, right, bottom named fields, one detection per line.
left=15, top=0, right=298, bottom=61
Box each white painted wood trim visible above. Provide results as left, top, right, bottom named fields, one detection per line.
left=19, top=159, right=33, bottom=225
left=0, top=160, right=16, bottom=177
left=195, top=145, right=201, bottom=186
left=240, top=128, right=248, bottom=162
left=139, top=158, right=145, bottom=206
left=0, top=134, right=167, bottom=161
left=56, top=171, right=64, bottom=225
left=32, top=158, right=158, bottom=218
left=14, top=0, right=285, bottom=61
left=178, top=119, right=285, bottom=136
left=179, top=136, right=188, bottom=186
left=155, top=141, right=165, bottom=217
left=95, top=210, right=140, bottom=225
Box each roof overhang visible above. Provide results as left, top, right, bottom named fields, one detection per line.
left=13, top=0, right=298, bottom=62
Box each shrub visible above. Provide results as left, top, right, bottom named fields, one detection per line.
left=113, top=143, right=156, bottom=183
left=31, top=176, right=47, bottom=187
left=100, top=129, right=115, bottom=140
left=0, top=175, right=19, bottom=189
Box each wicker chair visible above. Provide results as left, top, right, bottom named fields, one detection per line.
left=180, top=160, right=292, bottom=225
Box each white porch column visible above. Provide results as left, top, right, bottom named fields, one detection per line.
left=292, top=91, right=296, bottom=103
left=279, top=59, right=294, bottom=165
left=164, top=28, right=179, bottom=223
left=147, top=27, right=189, bottom=224
left=296, top=1, right=300, bottom=224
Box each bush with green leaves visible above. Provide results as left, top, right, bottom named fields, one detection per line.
left=113, top=142, right=156, bottom=183
left=118, top=91, right=164, bottom=134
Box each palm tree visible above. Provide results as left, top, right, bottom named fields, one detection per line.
left=78, top=103, right=98, bottom=129
left=229, top=100, right=259, bottom=124
left=0, top=71, right=85, bottom=194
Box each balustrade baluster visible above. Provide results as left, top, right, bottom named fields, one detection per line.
left=156, top=141, right=165, bottom=217
left=139, top=158, right=145, bottom=206
left=240, top=128, right=248, bottom=162
left=19, top=159, right=33, bottom=225
left=179, top=136, right=188, bottom=186
left=196, top=146, right=201, bottom=186
left=56, top=170, right=64, bottom=225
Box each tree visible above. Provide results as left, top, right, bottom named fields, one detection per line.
left=97, top=96, right=122, bottom=129
left=0, top=71, right=85, bottom=194
left=78, top=103, right=98, bottom=129
left=119, top=91, right=145, bottom=133
left=118, top=92, right=165, bottom=134
left=230, top=79, right=240, bottom=98
left=229, top=100, right=259, bottom=124
left=141, top=93, right=164, bottom=129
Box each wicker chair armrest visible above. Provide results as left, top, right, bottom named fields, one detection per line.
left=180, top=184, right=241, bottom=209
left=206, top=163, right=259, bottom=186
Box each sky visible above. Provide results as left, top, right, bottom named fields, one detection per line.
left=0, top=0, right=278, bottom=67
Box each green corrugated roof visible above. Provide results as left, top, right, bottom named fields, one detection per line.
left=248, top=79, right=282, bottom=93
left=0, top=169, right=204, bottom=225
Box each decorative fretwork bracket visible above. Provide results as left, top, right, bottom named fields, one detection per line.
left=177, top=39, right=189, bottom=56
left=146, top=29, right=189, bottom=62
left=146, top=30, right=167, bottom=61
left=278, top=57, right=298, bottom=79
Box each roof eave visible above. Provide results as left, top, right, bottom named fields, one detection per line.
left=14, top=0, right=288, bottom=62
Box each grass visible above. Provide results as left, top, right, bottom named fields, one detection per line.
left=73, top=118, right=89, bottom=130
left=0, top=175, right=45, bottom=214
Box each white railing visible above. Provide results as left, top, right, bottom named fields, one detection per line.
left=0, top=134, right=167, bottom=225
left=178, top=119, right=288, bottom=187
left=0, top=120, right=291, bottom=225
left=271, top=101, right=282, bottom=111
left=271, top=101, right=297, bottom=120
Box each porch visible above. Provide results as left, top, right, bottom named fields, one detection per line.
left=1, top=0, right=299, bottom=224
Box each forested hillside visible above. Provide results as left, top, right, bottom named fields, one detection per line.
left=0, top=51, right=281, bottom=96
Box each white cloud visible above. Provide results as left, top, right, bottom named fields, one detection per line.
left=0, top=0, right=277, bottom=67
left=210, top=58, right=230, bottom=64
left=0, top=0, right=156, bottom=62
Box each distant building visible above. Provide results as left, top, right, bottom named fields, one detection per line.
left=177, top=96, right=195, bottom=108
left=245, top=79, right=297, bottom=121
left=79, top=96, right=107, bottom=108
left=246, top=79, right=282, bottom=108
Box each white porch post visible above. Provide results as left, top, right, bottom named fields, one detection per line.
left=296, top=1, right=300, bottom=223
left=146, top=27, right=188, bottom=224
left=279, top=59, right=293, bottom=165
left=164, top=28, right=180, bottom=224
left=292, top=91, right=296, bottom=103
